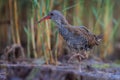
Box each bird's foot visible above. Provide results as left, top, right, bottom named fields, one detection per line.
left=67, top=54, right=85, bottom=63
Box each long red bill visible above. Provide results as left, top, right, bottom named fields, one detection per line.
left=37, top=16, right=51, bottom=23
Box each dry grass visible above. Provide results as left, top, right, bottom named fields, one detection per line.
left=0, top=0, right=119, bottom=62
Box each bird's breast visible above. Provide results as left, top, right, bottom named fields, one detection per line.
left=58, top=26, right=72, bottom=40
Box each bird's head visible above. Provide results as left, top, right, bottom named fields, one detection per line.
left=38, top=10, right=68, bottom=26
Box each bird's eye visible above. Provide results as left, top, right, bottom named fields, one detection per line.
left=50, top=13, right=54, bottom=16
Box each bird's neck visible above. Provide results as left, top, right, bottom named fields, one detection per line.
left=53, top=17, right=72, bottom=40
left=58, top=24, right=71, bottom=40
left=55, top=17, right=69, bottom=27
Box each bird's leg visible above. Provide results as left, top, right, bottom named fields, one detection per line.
left=76, top=53, right=86, bottom=62
left=77, top=52, right=87, bottom=72
left=67, top=53, right=84, bottom=72
left=68, top=53, right=79, bottom=62
left=68, top=53, right=85, bottom=63
left=78, top=51, right=85, bottom=72
left=68, top=51, right=87, bottom=71
left=81, top=51, right=88, bottom=59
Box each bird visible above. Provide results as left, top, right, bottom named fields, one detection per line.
left=37, top=10, right=103, bottom=62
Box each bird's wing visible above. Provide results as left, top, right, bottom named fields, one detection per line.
left=79, top=26, right=90, bottom=33
left=65, top=25, right=98, bottom=48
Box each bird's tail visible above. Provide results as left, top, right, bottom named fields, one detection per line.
left=96, top=34, right=103, bottom=45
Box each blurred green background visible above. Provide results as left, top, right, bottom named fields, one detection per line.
left=0, top=0, right=120, bottom=61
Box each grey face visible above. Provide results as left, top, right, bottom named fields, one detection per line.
left=48, top=10, right=67, bottom=26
